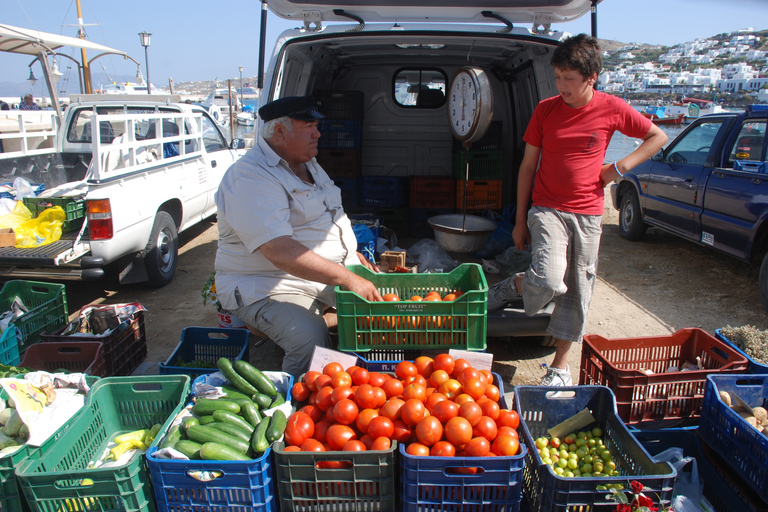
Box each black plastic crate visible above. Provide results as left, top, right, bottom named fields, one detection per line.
left=314, top=90, right=364, bottom=120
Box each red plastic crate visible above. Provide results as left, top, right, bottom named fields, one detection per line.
left=410, top=176, right=456, bottom=209
left=455, top=180, right=503, bottom=210
left=19, top=341, right=106, bottom=377
left=580, top=328, right=748, bottom=425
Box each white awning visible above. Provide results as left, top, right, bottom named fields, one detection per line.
left=0, top=23, right=128, bottom=57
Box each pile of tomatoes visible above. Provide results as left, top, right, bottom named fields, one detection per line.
left=284, top=354, right=522, bottom=458
left=380, top=290, right=463, bottom=302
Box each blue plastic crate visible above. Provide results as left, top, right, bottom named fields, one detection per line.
left=146, top=445, right=275, bottom=512
left=715, top=328, right=768, bottom=374
left=318, top=120, right=362, bottom=149
left=159, top=327, right=250, bottom=376
left=359, top=176, right=407, bottom=208
left=515, top=385, right=676, bottom=512
left=0, top=182, right=44, bottom=199
left=633, top=428, right=767, bottom=512
left=699, top=374, right=768, bottom=504
left=192, top=371, right=295, bottom=405
left=333, top=177, right=358, bottom=208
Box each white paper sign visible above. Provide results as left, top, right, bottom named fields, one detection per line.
left=308, top=346, right=359, bottom=373
left=449, top=349, right=493, bottom=372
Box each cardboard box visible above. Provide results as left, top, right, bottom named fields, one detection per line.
left=0, top=228, right=15, bottom=247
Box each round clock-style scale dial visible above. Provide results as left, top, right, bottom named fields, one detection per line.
left=447, top=67, right=493, bottom=143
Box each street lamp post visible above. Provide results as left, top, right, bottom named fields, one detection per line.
left=239, top=66, right=244, bottom=111
left=138, top=31, right=152, bottom=95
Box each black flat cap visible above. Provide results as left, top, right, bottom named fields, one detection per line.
left=258, top=96, right=325, bottom=122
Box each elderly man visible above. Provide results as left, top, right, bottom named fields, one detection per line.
left=214, top=96, right=381, bottom=378
left=19, top=94, right=41, bottom=111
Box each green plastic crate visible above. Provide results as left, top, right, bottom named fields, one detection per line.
left=0, top=280, right=68, bottom=353
left=335, top=263, right=487, bottom=352
left=0, top=376, right=99, bottom=512
left=23, top=196, right=86, bottom=233
left=16, top=375, right=191, bottom=512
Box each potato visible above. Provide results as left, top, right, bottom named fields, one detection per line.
left=719, top=390, right=732, bottom=407
left=752, top=406, right=767, bottom=424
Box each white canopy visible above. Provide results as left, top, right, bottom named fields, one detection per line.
left=0, top=23, right=128, bottom=57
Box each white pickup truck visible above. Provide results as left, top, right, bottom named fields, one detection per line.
left=0, top=95, right=245, bottom=287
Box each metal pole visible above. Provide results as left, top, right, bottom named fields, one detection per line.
left=144, top=45, right=151, bottom=94
left=258, top=0, right=267, bottom=90
left=590, top=0, right=598, bottom=39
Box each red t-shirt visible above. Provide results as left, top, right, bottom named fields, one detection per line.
left=523, top=91, right=652, bottom=215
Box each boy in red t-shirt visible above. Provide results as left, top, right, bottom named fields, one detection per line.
left=487, top=34, right=668, bottom=386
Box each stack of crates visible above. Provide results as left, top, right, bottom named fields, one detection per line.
left=453, top=120, right=503, bottom=210
left=409, top=176, right=455, bottom=238
left=315, top=90, right=364, bottom=208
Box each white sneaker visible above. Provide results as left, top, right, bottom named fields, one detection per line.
left=486, top=273, right=523, bottom=311
left=539, top=365, right=572, bottom=387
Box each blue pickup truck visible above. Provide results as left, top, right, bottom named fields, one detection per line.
left=610, top=104, right=768, bottom=310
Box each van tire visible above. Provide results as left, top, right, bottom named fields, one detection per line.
left=619, top=190, right=647, bottom=241
left=759, top=253, right=768, bottom=314
left=145, top=211, right=178, bottom=287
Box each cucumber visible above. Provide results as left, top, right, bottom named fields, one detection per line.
left=191, top=398, right=241, bottom=417
left=208, top=422, right=252, bottom=443
left=269, top=392, right=286, bottom=409
left=266, top=410, right=287, bottom=443
left=217, top=358, right=259, bottom=396
left=197, top=415, right=216, bottom=425
left=234, top=360, right=277, bottom=397
left=212, top=410, right=255, bottom=434
left=174, top=440, right=203, bottom=459
left=181, top=417, right=199, bottom=431
left=159, top=425, right=182, bottom=450
left=186, top=425, right=249, bottom=454
left=228, top=397, right=256, bottom=410
left=200, top=442, right=252, bottom=461
left=250, top=417, right=271, bottom=454
left=251, top=393, right=273, bottom=410
left=241, top=402, right=262, bottom=428
left=220, top=386, right=252, bottom=400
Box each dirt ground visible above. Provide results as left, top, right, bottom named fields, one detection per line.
left=62, top=188, right=768, bottom=391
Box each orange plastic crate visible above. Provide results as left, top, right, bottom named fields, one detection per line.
left=455, top=180, right=502, bottom=210
left=579, top=328, right=748, bottom=425
left=410, top=176, right=455, bottom=209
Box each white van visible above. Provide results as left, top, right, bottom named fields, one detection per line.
left=259, top=0, right=599, bottom=342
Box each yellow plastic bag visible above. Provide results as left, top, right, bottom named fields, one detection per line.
left=14, top=206, right=65, bottom=248
left=0, top=201, right=33, bottom=229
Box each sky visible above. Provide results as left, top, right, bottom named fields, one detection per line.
left=2, top=0, right=768, bottom=96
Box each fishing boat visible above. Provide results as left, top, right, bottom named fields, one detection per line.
left=236, top=105, right=255, bottom=126
left=640, top=107, right=684, bottom=125
left=198, top=88, right=240, bottom=127
left=96, top=79, right=169, bottom=95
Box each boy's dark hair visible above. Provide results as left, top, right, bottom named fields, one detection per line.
left=551, top=33, right=602, bottom=80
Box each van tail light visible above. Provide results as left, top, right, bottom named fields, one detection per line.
left=87, top=199, right=113, bottom=240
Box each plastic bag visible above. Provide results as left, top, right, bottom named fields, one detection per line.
left=12, top=177, right=38, bottom=199
left=14, top=206, right=65, bottom=248
left=408, top=238, right=460, bottom=273
left=0, top=200, right=33, bottom=229
left=475, top=207, right=516, bottom=259
left=654, top=447, right=704, bottom=510
left=494, top=246, right=533, bottom=279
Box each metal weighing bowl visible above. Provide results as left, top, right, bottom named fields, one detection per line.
left=428, top=213, right=496, bottom=253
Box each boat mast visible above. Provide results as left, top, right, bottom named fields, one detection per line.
left=76, top=0, right=93, bottom=93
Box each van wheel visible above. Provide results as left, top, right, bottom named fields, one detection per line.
left=540, top=336, right=557, bottom=347
left=619, top=190, right=647, bottom=241
left=759, top=253, right=768, bottom=314
left=145, top=211, right=178, bottom=287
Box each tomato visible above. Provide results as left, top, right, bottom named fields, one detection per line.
left=457, top=367, right=482, bottom=385
left=323, top=362, right=343, bottom=377
left=300, top=404, right=323, bottom=423
left=445, top=416, right=473, bottom=446
left=479, top=400, right=500, bottom=420
left=331, top=385, right=354, bottom=404
left=454, top=393, right=474, bottom=406
left=402, top=383, right=427, bottom=402
left=414, top=356, right=435, bottom=378
left=472, top=416, right=498, bottom=442
left=415, top=415, right=443, bottom=446
left=368, top=372, right=386, bottom=387
left=491, top=433, right=520, bottom=456
left=368, top=416, right=395, bottom=439
left=373, top=386, right=387, bottom=408
left=401, top=398, right=427, bottom=426
left=346, top=365, right=363, bottom=375
left=442, top=293, right=457, bottom=302
left=381, top=378, right=404, bottom=399
left=325, top=407, right=336, bottom=423
left=283, top=445, right=301, bottom=452
left=331, top=371, right=353, bottom=388
left=307, top=391, right=318, bottom=406
left=425, top=392, right=448, bottom=412
left=355, top=408, right=379, bottom=434
left=284, top=411, right=315, bottom=446
left=423, top=294, right=441, bottom=302
left=370, top=436, right=392, bottom=451
left=431, top=441, right=456, bottom=457
left=425, top=291, right=442, bottom=299
left=406, top=442, right=431, bottom=456
left=465, top=436, right=491, bottom=457
left=452, top=359, right=472, bottom=379
left=326, top=424, right=357, bottom=451
left=292, top=382, right=311, bottom=402
left=313, top=419, right=332, bottom=443
left=382, top=293, right=400, bottom=301
left=379, top=397, right=405, bottom=421
left=458, top=401, right=483, bottom=426
left=431, top=399, right=459, bottom=424
left=480, top=369, right=493, bottom=383
left=484, top=384, right=501, bottom=402
left=391, top=419, right=412, bottom=443
left=409, top=295, right=423, bottom=301
left=428, top=369, right=450, bottom=389
left=496, top=409, right=520, bottom=429
left=351, top=367, right=370, bottom=386
left=333, top=398, right=359, bottom=425
left=438, top=379, right=462, bottom=400
left=463, top=378, right=487, bottom=401
left=359, top=434, right=374, bottom=449
left=315, top=386, right=334, bottom=411
left=314, top=374, right=333, bottom=390
left=433, top=353, right=455, bottom=375
left=496, top=426, right=518, bottom=440
left=403, top=374, right=428, bottom=388
left=300, top=438, right=326, bottom=452
left=395, top=361, right=418, bottom=380
left=304, top=370, right=322, bottom=391
left=342, top=440, right=367, bottom=451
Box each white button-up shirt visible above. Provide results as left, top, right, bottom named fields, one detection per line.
left=215, top=136, right=359, bottom=310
